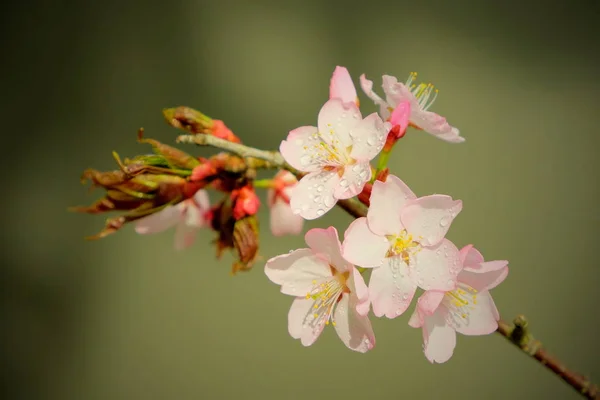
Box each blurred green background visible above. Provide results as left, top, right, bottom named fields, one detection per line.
left=2, top=0, right=599, bottom=399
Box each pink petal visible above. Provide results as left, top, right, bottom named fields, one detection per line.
left=459, top=262, right=509, bottom=291
left=359, top=74, right=389, bottom=119
left=334, top=162, right=372, bottom=200
left=288, top=297, right=326, bottom=347
left=279, top=126, right=321, bottom=172
left=333, top=293, right=376, bottom=353
left=348, top=266, right=369, bottom=305
left=342, top=217, right=388, bottom=268
left=408, top=291, right=445, bottom=328
left=329, top=66, right=358, bottom=105
left=368, top=175, right=416, bottom=236
left=459, top=244, right=480, bottom=266
left=134, top=204, right=182, bottom=234
left=265, top=249, right=332, bottom=296
left=410, top=110, right=464, bottom=143
left=348, top=113, right=391, bottom=161
left=183, top=199, right=207, bottom=228
left=192, top=189, right=210, bottom=212
left=369, top=257, right=417, bottom=318
left=413, top=240, right=462, bottom=291
left=451, top=290, right=499, bottom=336
left=417, top=290, right=446, bottom=315
left=382, top=80, right=418, bottom=111
left=401, top=195, right=463, bottom=247
left=304, top=227, right=350, bottom=272
left=289, top=170, right=340, bottom=220
left=389, top=101, right=411, bottom=131
left=317, top=98, right=360, bottom=149
left=422, top=310, right=457, bottom=364
left=173, top=222, right=198, bottom=250
left=489, top=295, right=500, bottom=321
left=269, top=197, right=304, bottom=237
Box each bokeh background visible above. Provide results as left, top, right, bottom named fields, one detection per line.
left=2, top=0, right=599, bottom=399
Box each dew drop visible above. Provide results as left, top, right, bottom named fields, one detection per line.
left=300, top=154, right=311, bottom=166
left=313, top=195, right=322, bottom=203
left=402, top=294, right=408, bottom=300
left=316, top=209, right=325, bottom=216
left=316, top=185, right=324, bottom=192
left=447, top=279, right=453, bottom=285
left=352, top=164, right=362, bottom=172
left=293, top=208, right=301, bottom=215
left=367, top=136, right=376, bottom=146
left=440, top=215, right=450, bottom=227
left=324, top=196, right=335, bottom=207
left=340, top=178, right=349, bottom=187
left=396, top=309, right=402, bottom=315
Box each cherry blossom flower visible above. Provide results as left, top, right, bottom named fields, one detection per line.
left=265, top=227, right=375, bottom=352
left=280, top=98, right=391, bottom=220
left=342, top=175, right=463, bottom=318
left=135, top=189, right=210, bottom=250
left=329, top=66, right=359, bottom=106
left=360, top=72, right=464, bottom=143
left=408, top=245, right=509, bottom=363
left=267, top=170, right=304, bottom=236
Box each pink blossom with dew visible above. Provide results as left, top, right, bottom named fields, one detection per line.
left=342, top=175, right=463, bottom=318
left=360, top=72, right=464, bottom=143
left=267, top=170, right=304, bottom=236
left=264, top=227, right=375, bottom=352
left=329, top=66, right=359, bottom=106
left=135, top=189, right=211, bottom=250
left=408, top=245, right=509, bottom=363
left=280, top=98, right=391, bottom=220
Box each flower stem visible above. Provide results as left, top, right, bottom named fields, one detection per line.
left=177, top=133, right=599, bottom=399
left=253, top=179, right=275, bottom=189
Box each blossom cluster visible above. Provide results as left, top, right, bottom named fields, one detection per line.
left=72, top=66, right=507, bottom=363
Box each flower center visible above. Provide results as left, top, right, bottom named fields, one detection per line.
left=405, top=72, right=439, bottom=111
left=386, top=229, right=421, bottom=264
left=302, top=126, right=351, bottom=168
left=305, top=269, right=349, bottom=327
left=443, top=283, right=479, bottom=319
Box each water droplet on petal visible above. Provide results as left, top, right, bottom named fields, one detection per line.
left=316, top=209, right=325, bottom=216
left=293, top=208, right=301, bottom=215
left=324, top=196, right=335, bottom=207
left=367, top=136, right=376, bottom=146
left=340, top=179, right=349, bottom=187
left=313, top=195, right=322, bottom=203
left=316, top=185, right=324, bottom=192
left=300, top=155, right=311, bottom=166
left=402, top=294, right=408, bottom=300
left=352, top=164, right=361, bottom=172
left=447, top=279, right=453, bottom=285
left=440, top=215, right=450, bottom=227
left=396, top=309, right=402, bottom=315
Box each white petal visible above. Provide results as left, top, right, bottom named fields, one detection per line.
left=459, top=261, right=509, bottom=291
left=450, top=290, right=499, bottom=336
left=279, top=126, right=321, bottom=172
left=368, top=256, right=417, bottom=318
left=422, top=309, right=457, bottom=364
left=134, top=204, right=182, bottom=234
left=304, top=227, right=350, bottom=272
left=401, top=195, right=463, bottom=247
left=288, top=297, right=327, bottom=347
left=368, top=175, right=415, bottom=236
left=334, top=162, right=372, bottom=199
left=269, top=197, right=304, bottom=237
left=348, top=113, right=390, bottom=161
left=265, top=249, right=332, bottom=296
left=412, top=240, right=462, bottom=291
left=342, top=218, right=388, bottom=268
left=317, top=98, right=361, bottom=149
left=333, top=294, right=376, bottom=353
left=289, top=170, right=340, bottom=220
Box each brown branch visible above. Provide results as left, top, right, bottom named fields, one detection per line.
left=497, top=316, right=599, bottom=399
left=178, top=133, right=598, bottom=399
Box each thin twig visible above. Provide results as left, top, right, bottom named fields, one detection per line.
left=178, top=133, right=598, bottom=399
